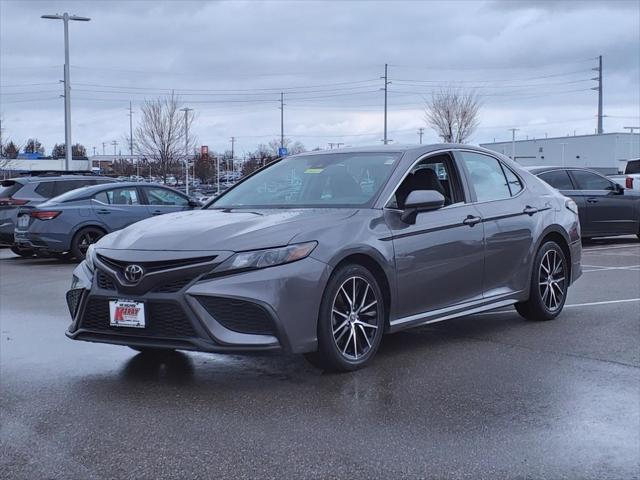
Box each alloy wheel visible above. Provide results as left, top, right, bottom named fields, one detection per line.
left=538, top=249, right=566, bottom=311
left=78, top=231, right=101, bottom=255
left=331, top=276, right=379, bottom=361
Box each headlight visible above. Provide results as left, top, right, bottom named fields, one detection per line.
left=84, top=244, right=96, bottom=272
left=214, top=241, right=317, bottom=274
left=565, top=199, right=579, bottom=215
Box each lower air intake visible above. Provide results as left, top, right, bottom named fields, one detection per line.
left=196, top=296, right=276, bottom=336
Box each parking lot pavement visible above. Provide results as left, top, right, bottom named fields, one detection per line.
left=1, top=240, right=639, bottom=480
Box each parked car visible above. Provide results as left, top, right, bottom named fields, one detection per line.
left=0, top=174, right=116, bottom=256
left=66, top=145, right=582, bottom=371
left=14, top=182, right=199, bottom=260
left=609, top=158, right=640, bottom=191
left=528, top=166, right=640, bottom=240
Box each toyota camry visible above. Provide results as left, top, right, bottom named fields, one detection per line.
left=66, top=145, right=582, bottom=371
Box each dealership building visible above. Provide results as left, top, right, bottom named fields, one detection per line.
left=480, top=132, right=639, bottom=174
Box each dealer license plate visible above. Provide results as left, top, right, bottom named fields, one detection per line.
left=17, top=215, right=29, bottom=228
left=109, top=299, right=146, bottom=328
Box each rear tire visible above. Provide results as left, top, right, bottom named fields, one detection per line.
left=516, top=241, right=568, bottom=321
left=71, top=227, right=105, bottom=260
left=10, top=246, right=34, bottom=257
left=304, top=263, right=385, bottom=372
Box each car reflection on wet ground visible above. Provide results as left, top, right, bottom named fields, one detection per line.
left=1, top=238, right=639, bottom=479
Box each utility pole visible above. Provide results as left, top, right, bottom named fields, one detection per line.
left=111, top=140, right=118, bottom=156
left=279, top=92, right=285, bottom=150
left=92, top=146, right=96, bottom=156
left=592, top=55, right=603, bottom=134
left=418, top=127, right=424, bottom=144
left=623, top=126, right=640, bottom=159
left=41, top=13, right=90, bottom=171
left=128, top=101, right=138, bottom=177
left=230, top=136, right=235, bottom=159
left=381, top=63, right=390, bottom=145
left=102, top=142, right=105, bottom=155
left=508, top=128, right=519, bottom=160
left=180, top=107, right=193, bottom=196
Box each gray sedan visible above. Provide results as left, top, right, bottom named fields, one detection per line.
left=14, top=182, right=198, bottom=259
left=66, top=145, right=582, bottom=371
left=528, top=166, right=640, bottom=240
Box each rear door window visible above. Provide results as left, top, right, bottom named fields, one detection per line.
left=94, top=187, right=141, bottom=205
left=538, top=170, right=574, bottom=190
left=570, top=170, right=615, bottom=190
left=34, top=181, right=56, bottom=198
left=53, top=180, right=94, bottom=196
left=460, top=152, right=512, bottom=202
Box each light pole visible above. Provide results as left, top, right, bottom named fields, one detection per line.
left=180, top=107, right=193, bottom=196
left=508, top=128, right=519, bottom=161
left=41, top=12, right=90, bottom=171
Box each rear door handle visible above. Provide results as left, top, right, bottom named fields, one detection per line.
left=151, top=210, right=163, bottom=216
left=96, top=209, right=111, bottom=215
left=523, top=206, right=538, bottom=216
left=463, top=215, right=482, bottom=226
left=587, top=197, right=599, bottom=204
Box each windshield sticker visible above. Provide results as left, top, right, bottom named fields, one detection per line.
left=304, top=168, right=324, bottom=174
left=384, top=159, right=395, bottom=165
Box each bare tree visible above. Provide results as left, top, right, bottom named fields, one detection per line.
left=134, top=93, right=195, bottom=183
left=424, top=89, right=481, bottom=144
left=24, top=138, right=44, bottom=154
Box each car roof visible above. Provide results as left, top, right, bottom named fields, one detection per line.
left=287, top=143, right=496, bottom=158
left=16, top=175, right=115, bottom=184
left=50, top=181, right=176, bottom=201
left=525, top=166, right=601, bottom=175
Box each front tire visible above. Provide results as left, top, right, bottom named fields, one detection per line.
left=305, top=264, right=385, bottom=372
left=516, top=241, right=568, bottom=321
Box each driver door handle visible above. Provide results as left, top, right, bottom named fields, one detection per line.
left=587, top=197, right=599, bottom=204
left=151, top=210, right=163, bottom=216
left=523, top=205, right=538, bottom=216
left=463, top=215, right=482, bottom=226
left=96, top=209, right=111, bottom=215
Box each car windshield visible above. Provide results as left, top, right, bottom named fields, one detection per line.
left=208, top=152, right=402, bottom=208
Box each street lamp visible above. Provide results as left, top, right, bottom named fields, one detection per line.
left=41, top=12, right=90, bottom=171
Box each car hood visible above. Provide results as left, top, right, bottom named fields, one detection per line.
left=98, top=208, right=359, bottom=252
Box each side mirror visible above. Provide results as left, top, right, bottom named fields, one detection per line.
left=400, top=190, right=445, bottom=224
left=188, top=200, right=201, bottom=208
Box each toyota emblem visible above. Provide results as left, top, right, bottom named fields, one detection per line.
left=124, top=264, right=144, bottom=283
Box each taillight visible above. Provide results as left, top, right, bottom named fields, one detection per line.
left=31, top=211, right=61, bottom=220
left=626, top=177, right=633, bottom=189
left=0, top=197, right=28, bottom=206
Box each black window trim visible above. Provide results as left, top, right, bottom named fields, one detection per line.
left=455, top=149, right=526, bottom=205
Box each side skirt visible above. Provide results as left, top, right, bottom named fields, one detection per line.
left=388, top=293, right=523, bottom=333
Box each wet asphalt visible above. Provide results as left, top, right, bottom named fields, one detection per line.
left=1, top=238, right=639, bottom=480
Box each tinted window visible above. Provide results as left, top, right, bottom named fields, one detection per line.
left=0, top=181, right=24, bottom=198
left=538, top=170, right=574, bottom=190
left=34, top=181, right=56, bottom=198
left=211, top=152, right=400, bottom=208
left=570, top=170, right=614, bottom=190
left=145, top=187, right=189, bottom=206
left=53, top=180, right=94, bottom=196
left=460, top=152, right=511, bottom=202
left=94, top=187, right=140, bottom=205
left=503, top=165, right=523, bottom=196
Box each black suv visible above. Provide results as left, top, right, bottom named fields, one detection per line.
left=0, top=174, right=116, bottom=256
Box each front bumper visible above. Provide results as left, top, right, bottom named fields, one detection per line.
left=66, top=255, right=331, bottom=354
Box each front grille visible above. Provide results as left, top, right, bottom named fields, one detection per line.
left=97, top=254, right=217, bottom=274
left=151, top=275, right=197, bottom=293
left=66, top=288, right=84, bottom=318
left=196, top=296, right=276, bottom=335
left=96, top=270, right=116, bottom=290
left=80, top=298, right=197, bottom=338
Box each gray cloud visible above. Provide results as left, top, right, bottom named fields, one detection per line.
left=1, top=0, right=638, bottom=155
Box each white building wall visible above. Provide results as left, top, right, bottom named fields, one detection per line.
left=0, top=158, right=91, bottom=173
left=480, top=133, right=639, bottom=174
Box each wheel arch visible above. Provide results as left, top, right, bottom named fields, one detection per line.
left=532, top=225, right=572, bottom=286
left=330, top=251, right=393, bottom=331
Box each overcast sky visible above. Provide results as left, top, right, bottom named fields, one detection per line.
left=1, top=0, right=639, bottom=157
